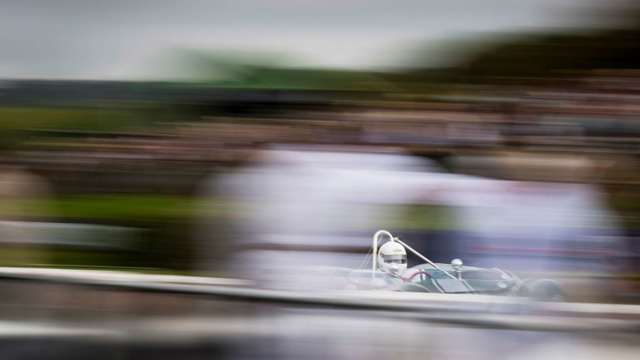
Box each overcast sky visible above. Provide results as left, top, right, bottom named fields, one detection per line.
left=0, top=0, right=616, bottom=80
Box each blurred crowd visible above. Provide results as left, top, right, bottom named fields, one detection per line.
left=6, top=2, right=640, bottom=360
left=1, top=4, right=640, bottom=306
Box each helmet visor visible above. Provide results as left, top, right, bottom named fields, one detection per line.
left=382, top=254, right=407, bottom=264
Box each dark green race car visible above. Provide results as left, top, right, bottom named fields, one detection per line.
left=400, top=262, right=565, bottom=301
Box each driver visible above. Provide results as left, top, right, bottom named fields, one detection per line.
left=377, top=241, right=408, bottom=278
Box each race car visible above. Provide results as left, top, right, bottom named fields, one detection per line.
left=348, top=230, right=565, bottom=301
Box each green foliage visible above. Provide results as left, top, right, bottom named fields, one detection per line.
left=391, top=204, right=457, bottom=230
left=164, top=49, right=389, bottom=91
left=0, top=107, right=145, bottom=132
left=446, top=29, right=640, bottom=82
left=0, top=195, right=213, bottom=223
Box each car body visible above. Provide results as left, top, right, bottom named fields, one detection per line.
left=400, top=263, right=520, bottom=295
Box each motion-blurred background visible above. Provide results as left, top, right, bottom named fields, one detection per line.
left=2, top=1, right=640, bottom=358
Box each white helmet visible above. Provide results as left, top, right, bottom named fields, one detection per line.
left=377, top=241, right=407, bottom=275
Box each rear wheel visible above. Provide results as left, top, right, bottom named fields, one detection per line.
left=518, top=279, right=565, bottom=302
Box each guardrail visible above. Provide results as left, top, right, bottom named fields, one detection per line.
left=0, top=267, right=638, bottom=332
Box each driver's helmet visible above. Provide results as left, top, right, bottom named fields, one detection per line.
left=377, top=241, right=407, bottom=276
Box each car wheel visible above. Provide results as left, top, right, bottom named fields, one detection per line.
left=519, top=279, right=566, bottom=302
